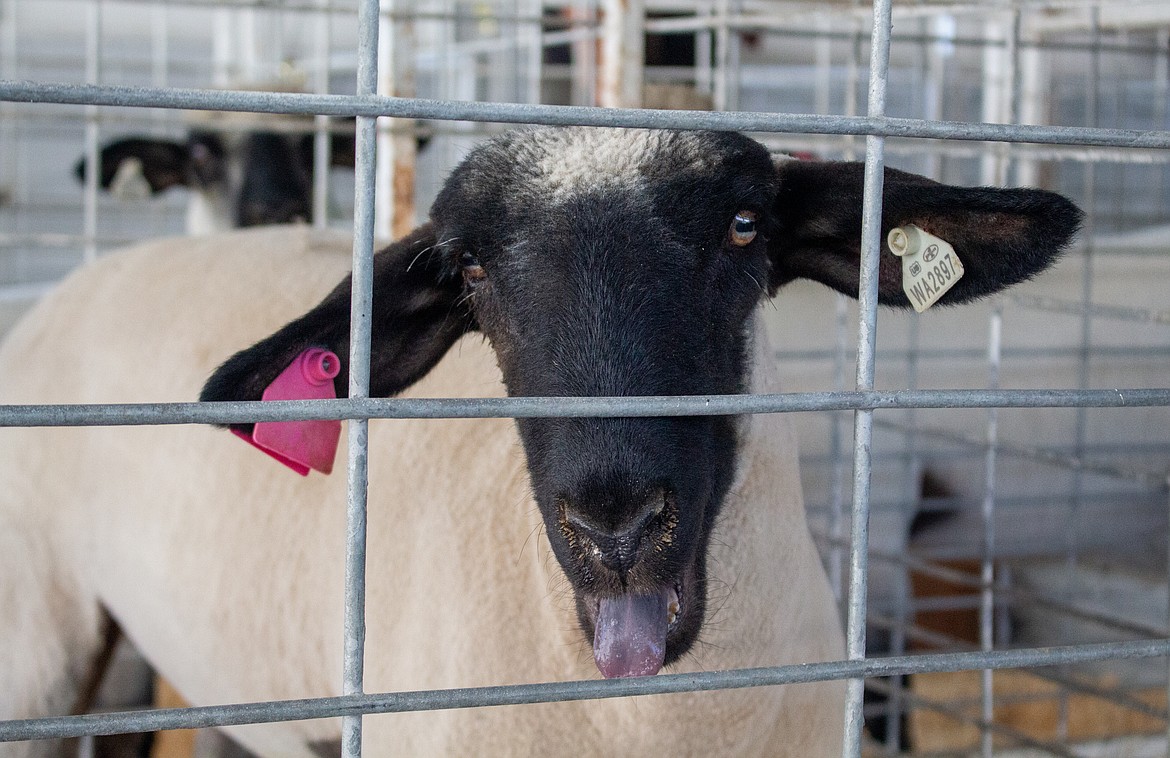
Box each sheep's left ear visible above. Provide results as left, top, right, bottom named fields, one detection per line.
left=200, top=223, right=475, bottom=432
left=767, top=160, right=1082, bottom=305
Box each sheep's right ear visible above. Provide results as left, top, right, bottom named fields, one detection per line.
left=200, top=223, right=475, bottom=431
left=74, top=137, right=192, bottom=194
left=767, top=160, right=1082, bottom=306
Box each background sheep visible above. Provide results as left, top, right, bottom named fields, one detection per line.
left=1, top=126, right=1079, bottom=757
left=74, top=115, right=358, bottom=234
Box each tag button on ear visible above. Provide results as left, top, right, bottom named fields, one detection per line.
left=887, top=225, right=922, bottom=258
left=235, top=348, right=343, bottom=476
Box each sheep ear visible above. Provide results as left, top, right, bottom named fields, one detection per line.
left=767, top=160, right=1082, bottom=306
left=200, top=223, right=475, bottom=429
left=74, top=137, right=192, bottom=194
left=297, top=126, right=359, bottom=170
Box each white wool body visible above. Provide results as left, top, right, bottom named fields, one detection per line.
left=0, top=226, right=844, bottom=757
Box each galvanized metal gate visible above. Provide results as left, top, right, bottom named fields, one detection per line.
left=2, top=1, right=1170, bottom=756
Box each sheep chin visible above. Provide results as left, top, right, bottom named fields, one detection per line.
left=591, top=587, right=675, bottom=679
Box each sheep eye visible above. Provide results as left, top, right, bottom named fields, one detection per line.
left=728, top=211, right=758, bottom=247
left=460, top=251, right=486, bottom=283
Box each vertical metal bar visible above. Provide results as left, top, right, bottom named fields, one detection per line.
left=82, top=0, right=102, bottom=264
left=271, top=6, right=285, bottom=82
left=377, top=0, right=416, bottom=241
left=78, top=7, right=103, bottom=754
left=0, top=0, right=13, bottom=79
left=979, top=305, right=1003, bottom=758
left=524, top=0, right=543, bottom=106
left=828, top=294, right=849, bottom=603
left=1005, top=11, right=1022, bottom=187
left=843, top=0, right=893, bottom=755
left=979, top=16, right=1007, bottom=187
left=148, top=0, right=169, bottom=237
left=814, top=15, right=832, bottom=118
left=695, top=2, right=713, bottom=100
left=240, top=7, right=258, bottom=82
left=1156, top=29, right=1168, bottom=205
left=1071, top=6, right=1102, bottom=603
left=312, top=0, right=333, bottom=230
left=712, top=0, right=730, bottom=111
left=212, top=9, right=233, bottom=87
left=995, top=564, right=1012, bottom=655
left=1060, top=13, right=1101, bottom=743
left=599, top=0, right=643, bottom=108
left=723, top=0, right=741, bottom=113
left=150, top=6, right=168, bottom=104
left=569, top=0, right=598, bottom=107
left=886, top=309, right=919, bottom=756
left=921, top=14, right=950, bottom=179
left=830, top=1, right=866, bottom=605
left=977, top=12, right=1018, bottom=751
left=843, top=1, right=863, bottom=160
left=343, top=0, right=381, bottom=755
left=1015, top=23, right=1043, bottom=188
left=439, top=0, right=457, bottom=170
left=374, top=0, right=394, bottom=240
left=1, top=0, right=18, bottom=227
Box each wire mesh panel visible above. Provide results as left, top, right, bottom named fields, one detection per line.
left=1, top=1, right=1169, bottom=757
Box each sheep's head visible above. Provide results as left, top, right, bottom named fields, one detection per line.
left=202, top=127, right=1081, bottom=678
left=74, top=128, right=360, bottom=229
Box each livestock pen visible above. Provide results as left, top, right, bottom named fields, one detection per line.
left=1, top=0, right=1169, bottom=756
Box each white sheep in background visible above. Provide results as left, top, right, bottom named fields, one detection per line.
left=74, top=118, right=356, bottom=235
left=1, top=127, right=1079, bottom=757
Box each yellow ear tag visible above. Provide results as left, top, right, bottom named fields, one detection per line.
left=887, top=224, right=965, bottom=313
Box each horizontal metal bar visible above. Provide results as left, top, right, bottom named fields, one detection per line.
left=845, top=538, right=1170, bottom=638
left=59, top=0, right=551, bottom=24
left=1010, top=294, right=1170, bottom=326
left=867, top=614, right=1170, bottom=723
left=3, top=81, right=1170, bottom=149
left=1, top=388, right=1169, bottom=428
left=873, top=418, right=1170, bottom=491
left=808, top=491, right=1169, bottom=534
left=8, top=94, right=1170, bottom=170
left=2, top=641, right=1167, bottom=743
left=864, top=677, right=1083, bottom=758
left=764, top=132, right=1170, bottom=167
left=777, top=344, right=1170, bottom=364
left=644, top=18, right=1170, bottom=58
left=802, top=440, right=1170, bottom=467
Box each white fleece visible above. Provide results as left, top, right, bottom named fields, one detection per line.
left=0, top=226, right=844, bottom=757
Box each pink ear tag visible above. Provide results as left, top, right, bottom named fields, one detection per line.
left=232, top=348, right=342, bottom=476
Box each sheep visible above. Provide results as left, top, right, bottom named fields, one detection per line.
left=73, top=113, right=355, bottom=233
left=0, top=126, right=1080, bottom=757
left=73, top=113, right=359, bottom=234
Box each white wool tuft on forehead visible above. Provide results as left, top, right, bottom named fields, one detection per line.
left=517, top=127, right=722, bottom=199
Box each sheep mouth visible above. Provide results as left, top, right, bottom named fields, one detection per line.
left=578, top=564, right=703, bottom=679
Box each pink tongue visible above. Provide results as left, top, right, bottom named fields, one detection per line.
left=592, top=590, right=669, bottom=679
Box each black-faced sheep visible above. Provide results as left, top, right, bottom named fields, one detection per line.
left=74, top=120, right=358, bottom=233
left=1, top=127, right=1080, bottom=757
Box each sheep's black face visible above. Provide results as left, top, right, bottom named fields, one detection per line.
left=232, top=133, right=314, bottom=227
left=431, top=128, right=779, bottom=677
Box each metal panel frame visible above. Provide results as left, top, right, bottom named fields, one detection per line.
left=1, top=1, right=1169, bottom=756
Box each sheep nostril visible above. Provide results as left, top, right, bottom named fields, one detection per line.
left=559, top=487, right=673, bottom=574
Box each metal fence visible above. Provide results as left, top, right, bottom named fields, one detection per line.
left=2, top=1, right=1170, bottom=757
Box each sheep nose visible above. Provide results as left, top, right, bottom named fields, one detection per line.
left=562, top=488, right=669, bottom=575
